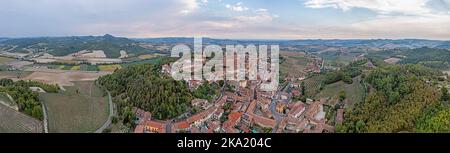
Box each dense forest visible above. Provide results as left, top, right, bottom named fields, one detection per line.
left=337, top=64, right=449, bottom=133
left=98, top=58, right=220, bottom=121
left=0, top=78, right=59, bottom=120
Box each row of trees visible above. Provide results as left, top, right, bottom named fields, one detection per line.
left=0, top=79, right=60, bottom=93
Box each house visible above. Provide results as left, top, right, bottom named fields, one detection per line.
left=292, top=90, right=301, bottom=97
left=133, top=108, right=151, bottom=125
left=258, top=98, right=271, bottom=110
left=207, top=121, right=221, bottom=133
left=212, top=109, right=224, bottom=120
left=191, top=126, right=200, bottom=133
left=186, top=107, right=216, bottom=126
left=174, top=121, right=190, bottom=133
left=305, top=100, right=324, bottom=121
left=246, top=100, right=257, bottom=114
left=288, top=102, right=306, bottom=118
left=335, top=109, right=344, bottom=125
left=253, top=115, right=276, bottom=128
left=240, top=113, right=254, bottom=127
left=134, top=125, right=145, bottom=133
left=191, top=99, right=209, bottom=110
left=285, top=118, right=307, bottom=133
left=222, top=112, right=243, bottom=130
left=143, top=120, right=166, bottom=133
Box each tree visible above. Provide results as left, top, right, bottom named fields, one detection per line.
left=355, top=120, right=366, bottom=133
left=441, top=87, right=449, bottom=101
left=111, top=116, right=119, bottom=124
left=339, top=90, right=346, bottom=102
left=301, top=81, right=306, bottom=96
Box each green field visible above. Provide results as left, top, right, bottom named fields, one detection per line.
left=0, top=56, right=15, bottom=64
left=315, top=76, right=365, bottom=106
left=39, top=81, right=109, bottom=133
left=121, top=56, right=163, bottom=67
left=98, top=64, right=121, bottom=71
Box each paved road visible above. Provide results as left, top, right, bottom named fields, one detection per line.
left=269, top=82, right=290, bottom=133
left=95, top=90, right=113, bottom=133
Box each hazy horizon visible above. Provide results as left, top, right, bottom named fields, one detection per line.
left=1, top=34, right=450, bottom=41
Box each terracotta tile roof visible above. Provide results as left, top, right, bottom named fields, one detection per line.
left=246, top=100, right=257, bottom=114
left=288, top=102, right=306, bottom=118
left=305, top=101, right=321, bottom=118
left=144, top=120, right=166, bottom=133
left=222, top=112, right=243, bottom=128
left=186, top=107, right=216, bottom=123
left=134, top=125, right=145, bottom=133
left=191, top=126, right=200, bottom=133
left=253, top=115, right=276, bottom=128
left=174, top=121, right=190, bottom=130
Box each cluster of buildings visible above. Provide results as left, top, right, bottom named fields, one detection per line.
left=303, top=58, right=323, bottom=74
left=134, top=76, right=343, bottom=133
left=134, top=51, right=343, bottom=133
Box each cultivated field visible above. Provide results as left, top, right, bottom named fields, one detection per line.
left=0, top=56, right=15, bottom=64
left=0, top=71, right=33, bottom=81
left=0, top=104, right=43, bottom=133
left=0, top=92, right=17, bottom=110
left=39, top=81, right=109, bottom=133
left=301, top=74, right=326, bottom=97
left=280, top=51, right=311, bottom=78
left=22, top=68, right=112, bottom=86
left=98, top=64, right=121, bottom=71
left=138, top=53, right=163, bottom=60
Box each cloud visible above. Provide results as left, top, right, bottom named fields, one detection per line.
left=226, top=2, right=249, bottom=12
left=233, top=9, right=274, bottom=23
left=304, top=0, right=431, bottom=15
left=349, top=13, right=450, bottom=39
left=302, top=0, right=450, bottom=39
left=179, top=0, right=201, bottom=14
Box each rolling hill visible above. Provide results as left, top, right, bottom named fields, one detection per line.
left=0, top=34, right=153, bottom=58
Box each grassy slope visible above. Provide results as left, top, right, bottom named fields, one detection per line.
left=39, top=81, right=108, bottom=133
left=0, top=104, right=43, bottom=133
left=315, top=76, right=365, bottom=106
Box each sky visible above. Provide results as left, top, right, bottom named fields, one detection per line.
left=0, top=0, right=450, bottom=39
